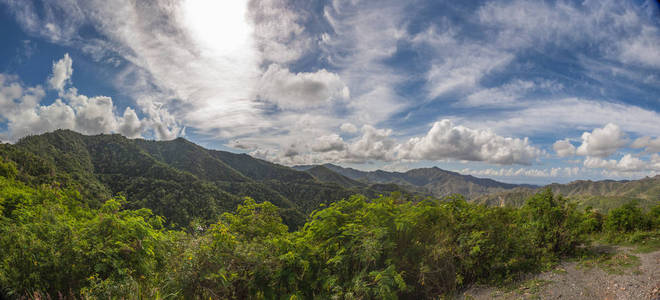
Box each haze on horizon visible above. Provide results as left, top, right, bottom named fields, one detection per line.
left=1, top=0, right=659, bottom=185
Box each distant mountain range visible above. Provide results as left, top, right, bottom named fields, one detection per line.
left=473, top=177, right=660, bottom=210
left=296, top=163, right=659, bottom=211
left=294, top=163, right=538, bottom=199
left=1, top=130, right=656, bottom=230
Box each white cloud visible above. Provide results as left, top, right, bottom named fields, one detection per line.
left=477, top=0, right=660, bottom=70
left=459, top=167, right=581, bottom=178
left=117, top=107, right=144, bottom=138
left=5, top=0, right=263, bottom=138
left=553, top=139, right=576, bottom=157
left=255, top=120, right=543, bottom=166
left=345, top=125, right=396, bottom=162
left=583, top=154, right=650, bottom=172
left=0, top=54, right=151, bottom=141
left=461, top=79, right=536, bottom=107
left=47, top=53, right=73, bottom=91
left=311, top=134, right=345, bottom=153
left=257, top=64, right=349, bottom=109
left=397, top=119, right=541, bottom=165
left=575, top=123, right=627, bottom=157
left=412, top=26, right=514, bottom=99
left=321, top=0, right=410, bottom=125
left=247, top=0, right=310, bottom=64
left=631, top=136, right=660, bottom=153
left=458, top=98, right=660, bottom=138
left=618, top=25, right=660, bottom=68
left=340, top=122, right=358, bottom=134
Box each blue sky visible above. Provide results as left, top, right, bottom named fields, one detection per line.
left=1, top=0, right=660, bottom=184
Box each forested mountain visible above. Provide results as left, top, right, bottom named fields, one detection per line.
left=2, top=130, right=660, bottom=299
left=301, top=165, right=366, bottom=188
left=474, top=176, right=660, bottom=211
left=3, top=129, right=657, bottom=231
left=0, top=130, right=393, bottom=228
left=296, top=163, right=536, bottom=199
left=297, top=163, right=660, bottom=212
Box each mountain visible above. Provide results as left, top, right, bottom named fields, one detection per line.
left=0, top=130, right=393, bottom=228
left=473, top=177, right=660, bottom=211
left=298, top=163, right=536, bottom=199
left=301, top=165, right=366, bottom=188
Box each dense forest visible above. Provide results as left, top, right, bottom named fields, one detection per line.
left=0, top=130, right=405, bottom=229
left=1, top=131, right=659, bottom=298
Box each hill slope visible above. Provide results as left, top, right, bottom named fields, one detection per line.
left=301, top=165, right=366, bottom=188
left=474, top=177, right=660, bottom=211
left=0, top=130, right=388, bottom=227
left=310, top=163, right=534, bottom=199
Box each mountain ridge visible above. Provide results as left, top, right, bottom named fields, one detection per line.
left=295, top=163, right=538, bottom=199
left=2, top=130, right=392, bottom=228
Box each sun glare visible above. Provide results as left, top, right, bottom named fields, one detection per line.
left=182, top=0, right=251, bottom=55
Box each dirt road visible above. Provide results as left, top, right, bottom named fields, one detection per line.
left=461, top=246, right=660, bottom=300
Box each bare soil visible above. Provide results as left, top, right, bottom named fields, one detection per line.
left=460, top=246, right=660, bottom=300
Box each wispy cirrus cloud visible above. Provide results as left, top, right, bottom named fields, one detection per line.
left=2, top=0, right=660, bottom=183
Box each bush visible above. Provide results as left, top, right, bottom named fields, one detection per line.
left=518, top=188, right=585, bottom=259
left=604, top=201, right=650, bottom=233
left=649, top=203, right=660, bottom=229
left=0, top=184, right=618, bottom=298
left=0, top=157, right=17, bottom=180
left=0, top=178, right=177, bottom=298
left=581, top=207, right=604, bottom=233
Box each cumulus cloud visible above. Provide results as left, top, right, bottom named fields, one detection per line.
left=583, top=154, right=651, bottom=172
left=311, top=134, right=345, bottom=153
left=345, top=125, right=396, bottom=162
left=575, top=123, right=627, bottom=157
left=460, top=167, right=581, bottom=178
left=117, top=107, right=144, bottom=138
left=397, top=120, right=541, bottom=165
left=631, top=136, right=660, bottom=153
left=47, top=53, right=73, bottom=91
left=0, top=54, right=151, bottom=141
left=4, top=0, right=659, bottom=183
left=553, top=139, right=576, bottom=157
left=262, top=120, right=542, bottom=166
left=257, top=64, right=349, bottom=109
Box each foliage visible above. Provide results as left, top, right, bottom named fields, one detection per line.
left=6, top=130, right=389, bottom=230
left=2, top=142, right=660, bottom=299
left=603, top=201, right=650, bottom=233
left=518, top=188, right=586, bottom=259
left=0, top=175, right=178, bottom=298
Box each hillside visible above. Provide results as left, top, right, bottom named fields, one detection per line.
left=299, top=163, right=535, bottom=199
left=0, top=130, right=389, bottom=228
left=298, top=165, right=366, bottom=188
left=474, top=176, right=660, bottom=211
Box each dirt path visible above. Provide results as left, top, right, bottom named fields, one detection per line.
left=461, top=247, right=660, bottom=300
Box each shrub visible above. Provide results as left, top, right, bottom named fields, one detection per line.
left=604, top=201, right=649, bottom=233
left=518, top=188, right=585, bottom=259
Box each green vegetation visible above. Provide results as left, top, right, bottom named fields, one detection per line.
left=3, top=154, right=658, bottom=299
left=1, top=131, right=659, bottom=298
left=1, top=130, right=399, bottom=230
left=475, top=178, right=660, bottom=211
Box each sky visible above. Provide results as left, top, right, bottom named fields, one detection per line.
left=0, top=0, right=659, bottom=185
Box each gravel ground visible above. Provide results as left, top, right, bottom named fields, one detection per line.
left=460, top=246, right=660, bottom=300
